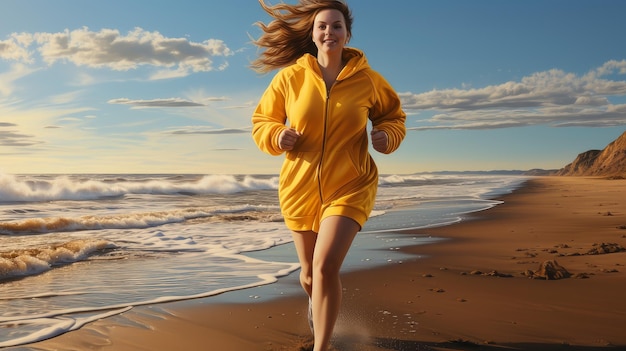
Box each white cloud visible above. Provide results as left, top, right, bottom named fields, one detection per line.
left=0, top=63, right=38, bottom=96
left=574, top=95, right=608, bottom=106
left=167, top=126, right=251, bottom=135
left=0, top=124, right=40, bottom=147
left=222, top=100, right=257, bottom=109
left=595, top=59, right=626, bottom=76
left=108, top=98, right=205, bottom=108
left=149, top=67, right=191, bottom=80
left=49, top=91, right=84, bottom=105
left=402, top=60, right=626, bottom=130
left=57, top=117, right=83, bottom=123
left=71, top=72, right=97, bottom=86
left=9, top=27, right=234, bottom=77
left=0, top=92, right=96, bottom=157
left=0, top=34, right=32, bottom=62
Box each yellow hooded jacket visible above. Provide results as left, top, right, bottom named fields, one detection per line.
left=252, top=48, right=406, bottom=232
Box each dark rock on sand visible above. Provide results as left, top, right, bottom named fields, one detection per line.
left=586, top=242, right=625, bottom=255
left=523, top=260, right=571, bottom=280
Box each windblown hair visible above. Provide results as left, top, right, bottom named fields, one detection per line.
left=251, top=0, right=353, bottom=73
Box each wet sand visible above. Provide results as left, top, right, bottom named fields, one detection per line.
left=28, top=176, right=626, bottom=351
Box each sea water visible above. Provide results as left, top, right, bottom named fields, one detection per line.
left=0, top=172, right=526, bottom=347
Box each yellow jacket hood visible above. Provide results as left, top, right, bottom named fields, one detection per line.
left=296, top=47, right=369, bottom=82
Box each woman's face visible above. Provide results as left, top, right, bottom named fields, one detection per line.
left=312, top=9, right=349, bottom=55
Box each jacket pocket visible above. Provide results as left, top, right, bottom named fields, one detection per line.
left=279, top=151, right=321, bottom=216
left=320, top=150, right=360, bottom=201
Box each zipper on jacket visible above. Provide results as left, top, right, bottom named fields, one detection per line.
left=317, top=88, right=331, bottom=203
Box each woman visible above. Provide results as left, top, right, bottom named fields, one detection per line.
left=251, top=0, right=406, bottom=349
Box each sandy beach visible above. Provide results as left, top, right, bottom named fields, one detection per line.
left=27, top=176, right=626, bottom=351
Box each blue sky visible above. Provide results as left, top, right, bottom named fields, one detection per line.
left=1, top=0, right=625, bottom=174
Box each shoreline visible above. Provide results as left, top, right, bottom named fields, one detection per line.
left=24, top=176, right=626, bottom=351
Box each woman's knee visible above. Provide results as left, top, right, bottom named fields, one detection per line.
left=312, top=216, right=359, bottom=279
left=312, top=256, right=342, bottom=281
left=300, top=269, right=313, bottom=291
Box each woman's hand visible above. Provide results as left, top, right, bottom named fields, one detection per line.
left=370, top=128, right=388, bottom=153
left=278, top=128, right=302, bottom=151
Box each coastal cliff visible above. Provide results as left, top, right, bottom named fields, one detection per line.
left=556, top=131, right=626, bottom=177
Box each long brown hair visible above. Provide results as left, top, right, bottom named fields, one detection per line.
left=250, top=0, right=353, bottom=73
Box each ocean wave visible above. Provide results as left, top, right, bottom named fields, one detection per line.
left=378, top=174, right=426, bottom=185
left=0, top=205, right=280, bottom=235
left=0, top=173, right=279, bottom=203
left=0, top=239, right=116, bottom=281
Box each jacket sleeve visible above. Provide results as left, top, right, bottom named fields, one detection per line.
left=368, top=71, right=406, bottom=154
left=251, top=72, right=289, bottom=156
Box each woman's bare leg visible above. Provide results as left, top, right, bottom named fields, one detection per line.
left=291, top=230, right=318, bottom=298
left=311, top=216, right=359, bottom=351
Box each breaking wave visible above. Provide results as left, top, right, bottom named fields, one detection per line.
left=0, top=204, right=280, bottom=235
left=0, top=239, right=116, bottom=280
left=0, top=173, right=279, bottom=203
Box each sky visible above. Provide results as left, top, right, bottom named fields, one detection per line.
left=1, top=0, right=625, bottom=175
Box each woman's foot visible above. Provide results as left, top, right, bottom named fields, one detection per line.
left=308, top=297, right=314, bottom=335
